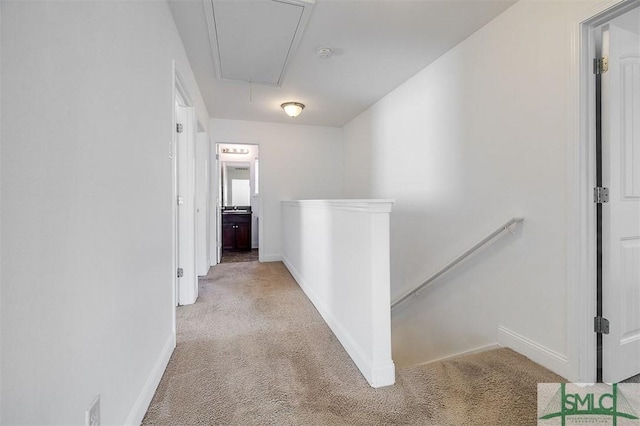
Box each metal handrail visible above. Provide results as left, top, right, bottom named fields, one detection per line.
left=391, top=217, right=524, bottom=311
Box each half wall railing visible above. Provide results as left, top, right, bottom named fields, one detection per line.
left=281, top=199, right=396, bottom=388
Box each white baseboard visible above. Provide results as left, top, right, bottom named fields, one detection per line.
left=124, top=333, right=175, bottom=425
left=413, top=343, right=503, bottom=367
left=259, top=253, right=282, bottom=262
left=282, top=256, right=395, bottom=388
left=497, top=325, right=569, bottom=379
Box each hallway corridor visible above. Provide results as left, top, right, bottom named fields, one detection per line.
left=142, top=261, right=563, bottom=425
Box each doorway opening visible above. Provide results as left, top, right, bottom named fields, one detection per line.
left=216, top=143, right=260, bottom=264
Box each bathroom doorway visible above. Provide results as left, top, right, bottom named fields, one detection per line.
left=216, top=143, right=260, bottom=264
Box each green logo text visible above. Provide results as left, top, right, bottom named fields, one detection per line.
left=540, top=383, right=639, bottom=425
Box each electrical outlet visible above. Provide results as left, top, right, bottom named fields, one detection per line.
left=85, top=395, right=100, bottom=426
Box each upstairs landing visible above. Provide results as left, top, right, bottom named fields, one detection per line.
left=143, top=261, right=563, bottom=425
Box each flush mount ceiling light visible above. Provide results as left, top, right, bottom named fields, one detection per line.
left=316, top=47, right=333, bottom=58
left=281, top=102, right=305, bottom=118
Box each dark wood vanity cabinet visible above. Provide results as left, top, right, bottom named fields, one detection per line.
left=222, top=213, right=252, bottom=252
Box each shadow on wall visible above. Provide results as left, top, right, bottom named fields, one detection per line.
left=391, top=220, right=525, bottom=367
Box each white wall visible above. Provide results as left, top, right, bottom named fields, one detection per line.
left=0, top=3, right=3, bottom=420
left=343, top=0, right=600, bottom=377
left=210, top=119, right=344, bottom=261
left=1, top=1, right=208, bottom=424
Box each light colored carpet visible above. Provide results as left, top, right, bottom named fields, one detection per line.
left=142, top=261, right=564, bottom=425
left=623, top=374, right=640, bottom=383
left=221, top=249, right=259, bottom=264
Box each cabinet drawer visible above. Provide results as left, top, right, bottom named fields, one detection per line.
left=222, top=213, right=251, bottom=224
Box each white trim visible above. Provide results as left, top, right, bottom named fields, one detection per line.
left=282, top=256, right=395, bottom=388
left=412, top=343, right=503, bottom=367
left=202, top=0, right=220, bottom=80
left=260, top=253, right=282, bottom=262
left=281, top=199, right=395, bottom=213
left=123, top=334, right=175, bottom=426
left=498, top=326, right=569, bottom=379
left=174, top=67, right=193, bottom=108
left=566, top=6, right=598, bottom=384
left=566, top=0, right=640, bottom=384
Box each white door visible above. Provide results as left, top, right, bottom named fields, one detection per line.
left=216, top=145, right=222, bottom=264
left=195, top=133, right=210, bottom=277
left=176, top=104, right=198, bottom=305
left=602, top=9, right=640, bottom=383
left=175, top=102, right=184, bottom=306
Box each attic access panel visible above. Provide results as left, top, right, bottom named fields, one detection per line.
left=205, top=0, right=315, bottom=87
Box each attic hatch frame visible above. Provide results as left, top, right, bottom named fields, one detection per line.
left=202, top=0, right=315, bottom=87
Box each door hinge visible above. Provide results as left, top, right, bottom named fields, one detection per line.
left=594, top=187, right=609, bottom=203
left=176, top=123, right=183, bottom=133
left=177, top=196, right=184, bottom=206
left=594, top=316, right=610, bottom=334
left=593, top=57, right=609, bottom=75
left=216, top=154, right=219, bottom=160
left=177, top=268, right=184, bottom=278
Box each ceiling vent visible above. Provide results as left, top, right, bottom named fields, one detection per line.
left=204, top=0, right=315, bottom=87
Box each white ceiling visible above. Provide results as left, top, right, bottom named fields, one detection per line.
left=169, top=0, right=516, bottom=128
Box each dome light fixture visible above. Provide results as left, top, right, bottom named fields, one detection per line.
left=281, top=102, right=305, bottom=118
left=316, top=47, right=333, bottom=58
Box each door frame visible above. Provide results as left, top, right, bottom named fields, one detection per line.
left=214, top=142, right=261, bottom=263
left=567, top=0, right=640, bottom=384
left=171, top=61, right=196, bottom=335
